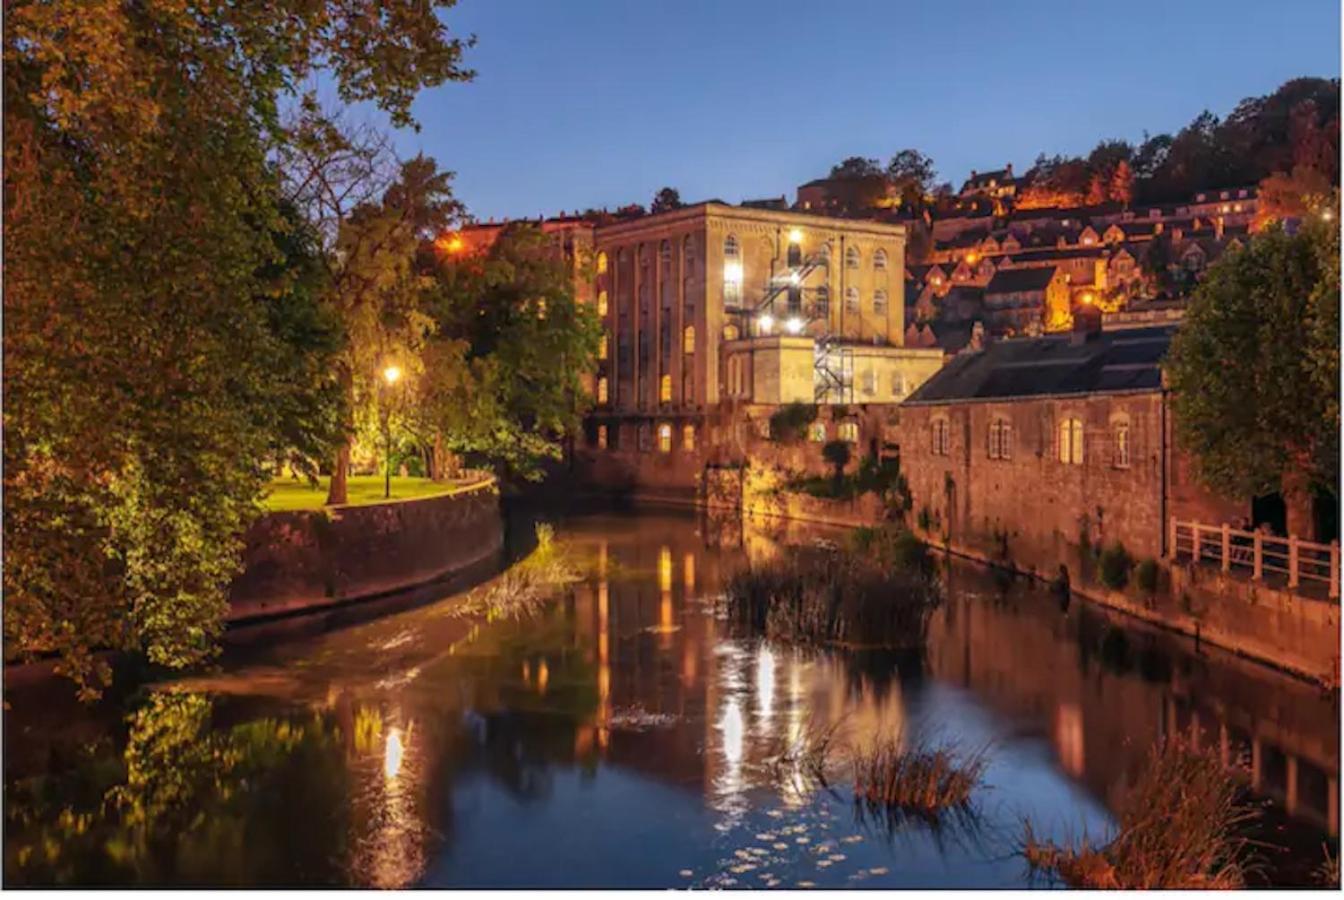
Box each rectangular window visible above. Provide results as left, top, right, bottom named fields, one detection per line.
left=659, top=374, right=672, bottom=403
left=1113, top=423, right=1131, bottom=468
left=597, top=377, right=609, bottom=405
left=597, top=425, right=608, bottom=449
left=682, top=425, right=695, bottom=451
left=598, top=334, right=608, bottom=360
left=839, top=422, right=859, bottom=443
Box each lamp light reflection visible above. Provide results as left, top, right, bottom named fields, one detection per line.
left=384, top=728, right=405, bottom=780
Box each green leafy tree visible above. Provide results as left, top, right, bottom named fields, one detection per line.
left=3, top=0, right=474, bottom=696
left=830, top=156, right=884, bottom=179
left=419, top=224, right=601, bottom=481
left=886, top=149, right=936, bottom=209
left=1166, top=201, right=1340, bottom=517
left=822, top=439, right=853, bottom=491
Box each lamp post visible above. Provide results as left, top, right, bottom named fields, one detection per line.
left=382, top=364, right=402, bottom=499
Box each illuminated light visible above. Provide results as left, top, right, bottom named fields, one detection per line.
left=787, top=228, right=803, bottom=244
left=719, top=698, right=744, bottom=767
left=723, top=261, right=744, bottom=285
left=758, top=314, right=774, bottom=333
left=537, top=659, right=549, bottom=695
left=756, top=645, right=776, bottom=720
left=1079, top=292, right=1095, bottom=306
left=1323, top=210, right=1335, bottom=222
left=383, top=364, right=402, bottom=385
left=789, top=271, right=801, bottom=285
left=384, top=728, right=404, bottom=780
left=785, top=317, right=803, bottom=335
left=659, top=546, right=673, bottom=592
left=966, top=252, right=979, bottom=264
left=683, top=552, right=695, bottom=591
left=435, top=233, right=465, bottom=254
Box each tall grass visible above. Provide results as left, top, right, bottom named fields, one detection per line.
left=852, top=737, right=988, bottom=814
left=724, top=546, right=940, bottom=649
left=1022, top=737, right=1259, bottom=889
left=455, top=523, right=579, bottom=620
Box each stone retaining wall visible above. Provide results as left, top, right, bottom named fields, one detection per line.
left=228, top=478, right=503, bottom=622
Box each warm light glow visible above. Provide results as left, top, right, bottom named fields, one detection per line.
left=536, top=659, right=549, bottom=695
left=784, top=317, right=803, bottom=335
left=383, top=365, right=402, bottom=385
left=756, top=645, right=776, bottom=721
left=966, top=252, right=979, bottom=264
left=757, top=313, right=774, bottom=333
left=789, top=271, right=801, bottom=285
left=723, top=260, right=743, bottom=285
left=1079, top=292, right=1094, bottom=306
left=787, top=228, right=803, bottom=244
left=659, top=546, right=673, bottom=592
left=384, top=728, right=405, bottom=780
left=1323, top=210, right=1335, bottom=221
left=435, top=233, right=465, bottom=254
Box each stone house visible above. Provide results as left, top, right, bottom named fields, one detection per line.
left=898, top=323, right=1240, bottom=580
left=983, top=266, right=1071, bottom=334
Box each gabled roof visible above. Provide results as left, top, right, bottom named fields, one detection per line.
left=905, top=325, right=1175, bottom=404
left=985, top=266, right=1060, bottom=295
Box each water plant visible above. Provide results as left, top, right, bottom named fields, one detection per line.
left=723, top=547, right=940, bottom=649
left=851, top=736, right=988, bottom=814
left=1022, top=737, right=1259, bottom=889
left=455, top=523, right=580, bottom=620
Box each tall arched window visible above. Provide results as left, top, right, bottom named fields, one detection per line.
left=931, top=418, right=950, bottom=456
left=596, top=252, right=608, bottom=274
left=722, top=234, right=743, bottom=306
left=597, top=377, right=609, bottom=404
left=818, top=242, right=832, bottom=266
left=598, top=333, right=608, bottom=360
left=659, top=239, right=672, bottom=266
left=873, top=289, right=888, bottom=316
left=657, top=422, right=673, bottom=453
left=845, top=246, right=860, bottom=270
left=874, top=249, right=888, bottom=271
left=844, top=286, right=859, bottom=313
left=815, top=285, right=830, bottom=318
left=988, top=417, right=1013, bottom=460
left=683, top=326, right=695, bottom=353
left=659, top=374, right=672, bottom=403
left=682, top=235, right=697, bottom=280
left=597, top=290, right=608, bottom=317
left=1058, top=417, right=1084, bottom=464
left=1112, top=419, right=1131, bottom=468
left=724, top=234, right=740, bottom=259
left=682, top=424, right=696, bottom=451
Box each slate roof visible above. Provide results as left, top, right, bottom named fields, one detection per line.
left=904, top=325, right=1175, bottom=404
left=985, top=266, right=1059, bottom=295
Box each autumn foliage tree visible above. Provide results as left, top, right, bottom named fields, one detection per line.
left=3, top=0, right=474, bottom=696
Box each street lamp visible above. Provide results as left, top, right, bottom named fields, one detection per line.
left=382, top=365, right=402, bottom=499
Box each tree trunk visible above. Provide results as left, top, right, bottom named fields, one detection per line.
left=327, top=442, right=350, bottom=505
left=431, top=431, right=445, bottom=482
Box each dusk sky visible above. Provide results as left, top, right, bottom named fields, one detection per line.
left=385, top=0, right=1341, bottom=222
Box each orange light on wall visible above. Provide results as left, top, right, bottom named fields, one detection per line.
left=435, top=233, right=465, bottom=254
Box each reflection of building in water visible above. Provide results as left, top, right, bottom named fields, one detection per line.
left=926, top=559, right=1339, bottom=836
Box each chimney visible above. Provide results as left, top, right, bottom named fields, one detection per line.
left=970, top=169, right=978, bottom=180
left=1005, top=163, right=1013, bottom=177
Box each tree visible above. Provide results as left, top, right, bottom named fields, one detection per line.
left=1110, top=160, right=1134, bottom=206
left=830, top=156, right=884, bottom=180
left=420, top=224, right=601, bottom=481
left=1166, top=202, right=1340, bottom=526
left=886, top=149, right=936, bottom=209
left=3, top=0, right=474, bottom=696
left=650, top=186, right=683, bottom=214
left=822, top=440, right=853, bottom=491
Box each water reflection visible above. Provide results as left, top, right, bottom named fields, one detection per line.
left=4, top=509, right=1337, bottom=888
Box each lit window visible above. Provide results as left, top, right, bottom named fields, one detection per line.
left=660, top=374, right=672, bottom=403
left=815, top=285, right=830, bottom=318
left=597, top=252, right=608, bottom=274
left=597, top=425, right=608, bottom=449
left=873, top=289, right=888, bottom=315
left=597, top=377, right=609, bottom=404
left=874, top=249, right=888, bottom=271
left=838, top=421, right=859, bottom=443
left=931, top=418, right=950, bottom=456
left=682, top=425, right=696, bottom=451
left=683, top=325, right=695, bottom=353
left=722, top=324, right=740, bottom=341
left=845, top=286, right=859, bottom=313
left=599, top=333, right=608, bottom=360
left=597, top=290, right=608, bottom=316
left=846, top=246, right=860, bottom=270
left=988, top=417, right=1013, bottom=460
left=818, top=243, right=831, bottom=265
left=1058, top=417, right=1084, bottom=464
left=724, top=234, right=740, bottom=259
left=657, top=423, right=673, bottom=453
left=1113, top=421, right=1131, bottom=468
left=809, top=422, right=827, bottom=442
left=723, top=233, right=743, bottom=306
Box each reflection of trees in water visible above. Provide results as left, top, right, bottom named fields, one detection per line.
left=5, top=691, right=349, bottom=886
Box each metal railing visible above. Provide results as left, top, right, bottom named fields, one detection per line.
left=1169, top=519, right=1339, bottom=600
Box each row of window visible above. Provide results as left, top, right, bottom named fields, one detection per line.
left=930, top=416, right=1132, bottom=468
left=594, top=422, right=696, bottom=453
left=598, top=326, right=695, bottom=361
left=725, top=235, right=888, bottom=271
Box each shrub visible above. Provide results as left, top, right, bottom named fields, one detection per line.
left=917, top=506, right=932, bottom=532
left=846, top=525, right=932, bottom=575
left=1135, top=558, right=1160, bottom=593
left=822, top=439, right=852, bottom=479
left=1023, top=738, right=1258, bottom=889
left=768, top=402, right=817, bottom=443
left=1098, top=542, right=1132, bottom=589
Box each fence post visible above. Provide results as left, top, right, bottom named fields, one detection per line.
left=1331, top=541, right=1339, bottom=600
left=1192, top=524, right=1200, bottom=563
left=1169, top=519, right=1178, bottom=560
left=1288, top=535, right=1299, bottom=589
left=1253, top=530, right=1263, bottom=581
left=1221, top=524, right=1230, bottom=572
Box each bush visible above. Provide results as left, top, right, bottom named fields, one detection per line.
left=1098, top=542, right=1132, bottom=590
left=822, top=439, right=852, bottom=477
left=768, top=402, right=817, bottom=443
left=853, top=738, right=988, bottom=814
left=1135, top=558, right=1160, bottom=593
left=1023, top=738, right=1258, bottom=888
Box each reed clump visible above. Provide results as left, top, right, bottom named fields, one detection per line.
left=1022, top=738, right=1258, bottom=889
left=455, top=523, right=580, bottom=620
left=852, top=737, right=988, bottom=814
left=724, top=546, right=940, bottom=649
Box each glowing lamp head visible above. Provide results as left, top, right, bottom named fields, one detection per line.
left=785, top=317, right=803, bottom=335
left=789, top=271, right=801, bottom=285
left=1079, top=292, right=1094, bottom=306
left=436, top=233, right=465, bottom=254
left=787, top=228, right=803, bottom=245
left=383, top=365, right=403, bottom=385
left=757, top=314, right=774, bottom=334
left=723, top=261, right=744, bottom=285
left=1323, top=209, right=1335, bottom=222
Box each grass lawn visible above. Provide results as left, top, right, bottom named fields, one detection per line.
left=262, top=475, right=460, bottom=513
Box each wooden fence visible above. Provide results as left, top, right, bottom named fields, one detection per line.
left=1169, top=519, right=1339, bottom=600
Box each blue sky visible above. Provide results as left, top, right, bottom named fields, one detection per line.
left=381, top=0, right=1340, bottom=221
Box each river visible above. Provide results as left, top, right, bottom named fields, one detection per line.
left=4, top=507, right=1338, bottom=887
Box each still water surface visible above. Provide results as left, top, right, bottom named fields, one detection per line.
left=4, top=509, right=1338, bottom=887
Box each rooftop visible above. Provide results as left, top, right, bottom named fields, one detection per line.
left=904, top=324, right=1176, bottom=405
